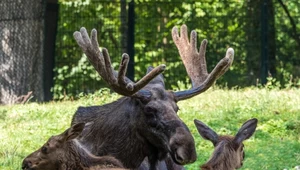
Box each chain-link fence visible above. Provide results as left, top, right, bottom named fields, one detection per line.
left=1, top=0, right=300, bottom=102
left=0, top=0, right=45, bottom=104
left=54, top=0, right=122, bottom=99
left=55, top=0, right=300, bottom=99
left=55, top=0, right=245, bottom=99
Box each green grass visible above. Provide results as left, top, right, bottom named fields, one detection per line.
left=0, top=88, right=299, bottom=170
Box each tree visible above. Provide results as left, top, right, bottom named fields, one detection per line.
left=0, top=0, right=45, bottom=104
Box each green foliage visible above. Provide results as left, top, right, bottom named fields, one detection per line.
left=54, top=1, right=300, bottom=99
left=256, top=68, right=300, bottom=90
left=274, top=0, right=300, bottom=80
left=133, top=1, right=246, bottom=88
left=53, top=54, right=112, bottom=99
left=1, top=88, right=299, bottom=169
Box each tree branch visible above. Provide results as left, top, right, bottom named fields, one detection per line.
left=277, top=0, right=300, bottom=47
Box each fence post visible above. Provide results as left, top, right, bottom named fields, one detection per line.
left=127, top=0, right=135, bottom=81
left=260, top=0, right=268, bottom=84
left=44, top=0, right=59, bottom=101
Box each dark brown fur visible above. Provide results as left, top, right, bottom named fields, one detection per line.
left=72, top=82, right=197, bottom=170
left=22, top=123, right=125, bottom=170
left=194, top=118, right=258, bottom=170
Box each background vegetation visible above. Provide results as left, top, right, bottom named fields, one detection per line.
left=53, top=0, right=300, bottom=99
left=1, top=86, right=299, bottom=169
left=1, top=1, right=300, bottom=170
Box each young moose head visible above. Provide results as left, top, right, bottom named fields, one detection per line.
left=22, top=123, right=124, bottom=170
left=72, top=24, right=234, bottom=169
left=194, top=118, right=258, bottom=170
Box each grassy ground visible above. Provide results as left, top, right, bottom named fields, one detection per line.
left=0, top=88, right=299, bottom=170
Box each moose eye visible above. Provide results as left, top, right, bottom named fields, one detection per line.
left=41, top=146, right=48, bottom=154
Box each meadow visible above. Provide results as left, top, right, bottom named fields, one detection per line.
left=0, top=87, right=299, bottom=170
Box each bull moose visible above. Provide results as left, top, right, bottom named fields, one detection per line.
left=194, top=118, right=258, bottom=170
left=69, top=24, right=234, bottom=170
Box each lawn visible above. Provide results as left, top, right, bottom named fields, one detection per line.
left=0, top=87, right=299, bottom=170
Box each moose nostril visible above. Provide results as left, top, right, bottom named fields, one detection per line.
left=175, top=152, right=184, bottom=164
left=22, top=160, right=32, bottom=169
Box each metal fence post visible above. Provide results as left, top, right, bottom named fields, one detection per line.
left=260, top=0, right=269, bottom=84
left=127, top=0, right=135, bottom=81
left=44, top=0, right=59, bottom=101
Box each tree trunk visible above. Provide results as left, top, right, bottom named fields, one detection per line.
left=245, top=0, right=261, bottom=85
left=0, top=0, right=45, bottom=104
left=245, top=0, right=276, bottom=85
left=266, top=0, right=276, bottom=79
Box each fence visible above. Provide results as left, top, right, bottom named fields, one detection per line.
left=54, top=0, right=300, bottom=99
left=0, top=0, right=45, bottom=104
left=2, top=0, right=300, bottom=102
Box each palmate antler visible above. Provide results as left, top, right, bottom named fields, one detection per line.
left=73, top=25, right=233, bottom=101
left=172, top=25, right=234, bottom=101
left=73, top=28, right=165, bottom=98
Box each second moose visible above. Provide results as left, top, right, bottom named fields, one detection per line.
left=22, top=123, right=125, bottom=170
left=194, top=118, right=258, bottom=170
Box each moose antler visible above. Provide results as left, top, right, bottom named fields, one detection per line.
left=172, top=25, right=234, bottom=101
left=73, top=27, right=166, bottom=97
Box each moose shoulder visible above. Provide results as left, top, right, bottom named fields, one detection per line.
left=71, top=25, right=234, bottom=170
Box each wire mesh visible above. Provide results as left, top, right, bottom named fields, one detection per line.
left=2, top=0, right=300, bottom=102
left=0, top=0, right=45, bottom=104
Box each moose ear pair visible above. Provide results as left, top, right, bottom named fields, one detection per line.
left=194, top=118, right=258, bottom=147
left=194, top=118, right=258, bottom=146
left=194, top=118, right=258, bottom=169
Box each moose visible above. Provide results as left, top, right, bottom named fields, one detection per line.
left=70, top=24, right=234, bottom=170
left=22, top=123, right=125, bottom=170
left=194, top=118, right=258, bottom=170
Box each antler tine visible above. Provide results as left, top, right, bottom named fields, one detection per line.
left=117, top=53, right=132, bottom=90
left=73, top=27, right=166, bottom=96
left=134, top=64, right=166, bottom=90
left=172, top=25, right=234, bottom=101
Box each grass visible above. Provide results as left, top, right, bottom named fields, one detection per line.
left=0, top=87, right=299, bottom=170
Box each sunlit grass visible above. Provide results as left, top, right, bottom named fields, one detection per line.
left=0, top=88, right=299, bottom=170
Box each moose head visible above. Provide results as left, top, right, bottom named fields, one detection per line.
left=194, top=118, right=258, bottom=170
left=71, top=24, right=234, bottom=169
left=22, top=123, right=125, bottom=170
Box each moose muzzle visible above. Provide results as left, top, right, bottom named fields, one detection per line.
left=168, top=121, right=197, bottom=165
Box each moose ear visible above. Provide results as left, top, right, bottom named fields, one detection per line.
left=233, top=118, right=258, bottom=147
left=63, top=123, right=85, bottom=141
left=194, top=119, right=219, bottom=146
left=146, top=66, right=165, bottom=88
